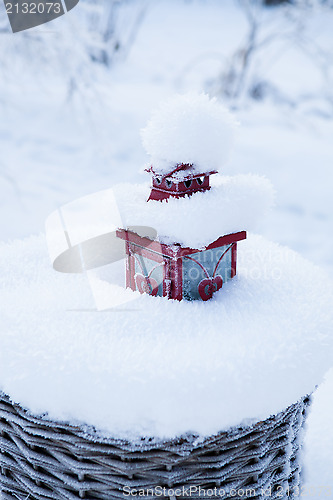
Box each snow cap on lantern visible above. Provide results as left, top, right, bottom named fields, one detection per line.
left=141, top=93, right=238, bottom=201
left=117, top=93, right=246, bottom=301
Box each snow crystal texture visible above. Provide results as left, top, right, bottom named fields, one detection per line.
left=0, top=234, right=332, bottom=441
left=141, top=93, right=237, bottom=174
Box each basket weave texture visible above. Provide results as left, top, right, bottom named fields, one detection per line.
left=0, top=392, right=311, bottom=500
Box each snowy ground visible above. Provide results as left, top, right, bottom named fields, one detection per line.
left=0, top=0, right=332, bottom=496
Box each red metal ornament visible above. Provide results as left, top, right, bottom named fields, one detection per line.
left=117, top=163, right=247, bottom=302
left=146, top=163, right=217, bottom=201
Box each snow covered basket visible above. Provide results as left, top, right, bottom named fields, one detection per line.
left=1, top=95, right=333, bottom=499
left=0, top=233, right=332, bottom=499
left=0, top=391, right=311, bottom=500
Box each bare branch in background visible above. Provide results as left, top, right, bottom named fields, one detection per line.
left=0, top=0, right=149, bottom=81
left=210, top=0, right=333, bottom=115
left=0, top=0, right=149, bottom=189
left=82, top=0, right=149, bottom=67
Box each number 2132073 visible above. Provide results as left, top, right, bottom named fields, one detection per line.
left=5, top=3, right=62, bottom=14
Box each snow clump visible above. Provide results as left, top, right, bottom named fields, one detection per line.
left=141, top=93, right=238, bottom=174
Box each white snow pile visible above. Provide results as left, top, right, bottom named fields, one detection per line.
left=141, top=93, right=237, bottom=175
left=115, top=175, right=274, bottom=248
left=45, top=175, right=274, bottom=258
left=0, top=234, right=333, bottom=441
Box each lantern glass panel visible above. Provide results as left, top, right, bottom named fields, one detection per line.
left=133, top=253, right=164, bottom=297
left=182, top=245, right=233, bottom=301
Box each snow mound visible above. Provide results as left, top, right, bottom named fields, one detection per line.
left=115, top=174, right=274, bottom=248
left=141, top=93, right=237, bottom=174
left=0, top=234, right=332, bottom=441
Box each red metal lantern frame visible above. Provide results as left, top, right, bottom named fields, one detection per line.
left=117, top=229, right=246, bottom=301
left=146, top=163, right=218, bottom=202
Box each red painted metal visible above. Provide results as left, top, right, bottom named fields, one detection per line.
left=204, top=232, right=246, bottom=251
left=117, top=229, right=246, bottom=301
left=148, top=184, right=210, bottom=202
left=117, top=229, right=246, bottom=259
left=231, top=243, right=237, bottom=279
left=145, top=163, right=217, bottom=180
left=198, top=276, right=223, bottom=301
left=163, top=259, right=170, bottom=298
left=146, top=163, right=218, bottom=202
left=169, top=251, right=183, bottom=301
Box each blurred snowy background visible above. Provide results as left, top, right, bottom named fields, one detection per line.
left=0, top=0, right=332, bottom=495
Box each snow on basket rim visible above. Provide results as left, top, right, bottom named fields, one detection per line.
left=141, top=93, right=238, bottom=175
left=0, top=234, right=333, bottom=440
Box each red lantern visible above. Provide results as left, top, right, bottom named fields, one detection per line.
left=117, top=163, right=246, bottom=302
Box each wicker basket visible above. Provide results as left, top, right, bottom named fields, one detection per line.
left=0, top=392, right=311, bottom=500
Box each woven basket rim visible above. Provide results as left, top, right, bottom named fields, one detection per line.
left=0, top=391, right=312, bottom=500
left=0, top=390, right=311, bottom=452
